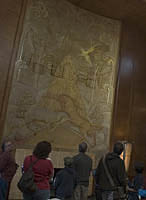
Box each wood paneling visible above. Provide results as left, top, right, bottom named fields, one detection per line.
left=67, top=0, right=146, bottom=34
left=0, top=0, right=27, bottom=140
left=111, top=21, right=146, bottom=175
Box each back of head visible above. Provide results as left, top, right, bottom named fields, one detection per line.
left=64, top=157, right=73, bottom=168
left=135, top=162, right=144, bottom=173
left=33, top=141, right=52, bottom=159
left=113, top=142, right=124, bottom=155
left=79, top=142, right=87, bottom=153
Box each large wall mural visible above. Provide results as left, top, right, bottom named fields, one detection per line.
left=3, top=0, right=121, bottom=153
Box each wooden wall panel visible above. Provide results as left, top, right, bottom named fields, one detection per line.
left=111, top=21, right=146, bottom=175
left=0, top=0, right=27, bottom=140
left=67, top=0, right=146, bottom=34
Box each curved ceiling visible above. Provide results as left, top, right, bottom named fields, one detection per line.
left=67, top=0, right=146, bottom=32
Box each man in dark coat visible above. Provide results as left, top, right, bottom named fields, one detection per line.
left=55, top=157, right=77, bottom=200
left=73, top=142, right=92, bottom=200
left=95, top=142, right=127, bottom=200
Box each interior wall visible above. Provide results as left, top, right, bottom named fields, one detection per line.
left=0, top=0, right=27, bottom=141
left=3, top=0, right=120, bottom=158
left=111, top=21, right=146, bottom=175
left=1, top=1, right=146, bottom=177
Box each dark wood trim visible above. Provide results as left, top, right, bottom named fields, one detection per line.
left=109, top=21, right=123, bottom=149
left=110, top=21, right=146, bottom=175
left=0, top=0, right=28, bottom=141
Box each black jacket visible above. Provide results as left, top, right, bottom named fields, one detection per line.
left=95, top=152, right=127, bottom=191
left=55, top=167, right=77, bottom=199
left=73, top=152, right=92, bottom=186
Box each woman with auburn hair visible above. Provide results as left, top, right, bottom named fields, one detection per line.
left=23, top=141, right=54, bottom=200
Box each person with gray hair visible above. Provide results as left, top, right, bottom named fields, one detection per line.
left=54, top=157, right=77, bottom=200
left=72, top=142, right=92, bottom=200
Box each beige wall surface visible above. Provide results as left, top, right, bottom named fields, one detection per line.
left=3, top=0, right=120, bottom=157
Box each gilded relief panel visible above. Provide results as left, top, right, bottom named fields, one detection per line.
left=3, top=0, right=121, bottom=153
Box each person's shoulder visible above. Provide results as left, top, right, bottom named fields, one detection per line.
left=73, top=153, right=79, bottom=160
left=84, top=153, right=92, bottom=161
left=44, top=158, right=54, bottom=168
left=23, top=155, right=32, bottom=166
left=24, top=155, right=32, bottom=162
left=46, top=157, right=53, bottom=164
left=56, top=169, right=64, bottom=176
left=0, top=151, right=10, bottom=160
left=0, top=151, right=8, bottom=157
left=73, top=153, right=79, bottom=158
left=74, top=153, right=91, bottom=159
left=25, top=155, right=32, bottom=159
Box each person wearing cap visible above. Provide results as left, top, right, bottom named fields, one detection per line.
left=54, top=157, right=77, bottom=200
left=72, top=142, right=92, bottom=200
